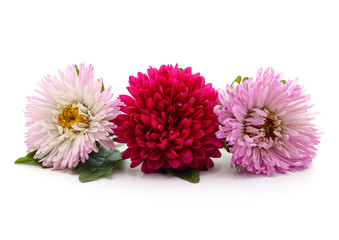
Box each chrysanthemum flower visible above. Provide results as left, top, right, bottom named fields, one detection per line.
left=25, top=64, right=122, bottom=169
left=113, top=64, right=223, bottom=173
left=214, top=68, right=320, bottom=175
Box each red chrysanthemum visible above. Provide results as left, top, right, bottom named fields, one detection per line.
left=113, top=64, right=223, bottom=173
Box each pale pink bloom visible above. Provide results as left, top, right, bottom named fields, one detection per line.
left=25, top=64, right=122, bottom=169
left=214, top=68, right=320, bottom=175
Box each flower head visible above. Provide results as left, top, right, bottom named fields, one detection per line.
left=214, top=68, right=320, bottom=175
left=25, top=64, right=122, bottom=169
left=113, top=64, right=223, bottom=173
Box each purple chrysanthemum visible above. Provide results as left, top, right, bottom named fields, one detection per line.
left=214, top=68, right=320, bottom=175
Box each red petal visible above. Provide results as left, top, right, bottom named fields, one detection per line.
left=127, top=138, right=138, bottom=147
left=122, top=121, right=135, bottom=129
left=182, top=107, right=195, bottom=118
left=184, top=138, right=193, bottom=146
left=149, top=149, right=163, bottom=160
left=191, top=140, right=201, bottom=149
left=146, top=98, right=155, bottom=112
left=192, top=148, right=206, bottom=159
left=130, top=158, right=143, bottom=168
left=140, top=148, right=151, bottom=158
left=122, top=148, right=132, bottom=159
left=191, top=129, right=205, bottom=139
left=188, top=159, right=199, bottom=168
left=165, top=147, right=179, bottom=159
left=214, top=139, right=223, bottom=148
left=151, top=118, right=158, bottom=130
left=200, top=136, right=215, bottom=144
left=154, top=156, right=165, bottom=169
left=204, top=126, right=217, bottom=134
left=147, top=159, right=157, bottom=169
left=191, top=109, right=204, bottom=120
left=113, top=114, right=129, bottom=125
left=141, top=161, right=154, bottom=173
left=136, top=137, right=147, bottom=147
left=168, top=159, right=181, bottom=169
left=187, top=97, right=196, bottom=107
left=174, top=138, right=184, bottom=148
left=119, top=94, right=135, bottom=106
left=146, top=141, right=157, bottom=148
left=127, top=86, right=139, bottom=100
left=201, top=120, right=212, bottom=128
left=131, top=147, right=141, bottom=158
left=154, top=92, right=162, bottom=103
left=157, top=139, right=168, bottom=150
left=157, top=101, right=165, bottom=112
left=182, top=148, right=193, bottom=164
left=178, top=118, right=190, bottom=130
left=122, top=131, right=134, bottom=139
left=115, top=138, right=127, bottom=143
left=140, top=114, right=151, bottom=127
left=206, top=149, right=222, bottom=158
left=201, top=144, right=216, bottom=151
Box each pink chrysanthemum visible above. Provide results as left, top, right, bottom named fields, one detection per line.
left=25, top=64, right=122, bottom=169
left=214, top=68, right=320, bottom=175
left=113, top=64, right=223, bottom=173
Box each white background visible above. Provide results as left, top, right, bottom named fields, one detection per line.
left=0, top=0, right=338, bottom=239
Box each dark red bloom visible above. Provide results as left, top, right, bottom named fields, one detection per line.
left=113, top=65, right=223, bottom=173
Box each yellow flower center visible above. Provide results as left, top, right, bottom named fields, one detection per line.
left=58, top=104, right=85, bottom=130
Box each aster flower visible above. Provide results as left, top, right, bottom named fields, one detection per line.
left=24, top=64, right=122, bottom=170
left=214, top=68, right=320, bottom=175
left=113, top=64, right=223, bottom=175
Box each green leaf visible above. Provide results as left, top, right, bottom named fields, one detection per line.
left=75, top=64, right=79, bottom=76
left=234, top=76, right=242, bottom=84
left=242, top=77, right=249, bottom=82
left=101, top=82, right=105, bottom=92
left=281, top=80, right=286, bottom=84
left=166, top=168, right=200, bottom=183
left=97, top=79, right=104, bottom=92
left=231, top=76, right=243, bottom=89
left=15, top=150, right=42, bottom=166
left=72, top=147, right=124, bottom=183
left=15, top=156, right=35, bottom=163
left=78, top=165, right=122, bottom=183
left=223, top=141, right=232, bottom=153
left=179, top=68, right=183, bottom=72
